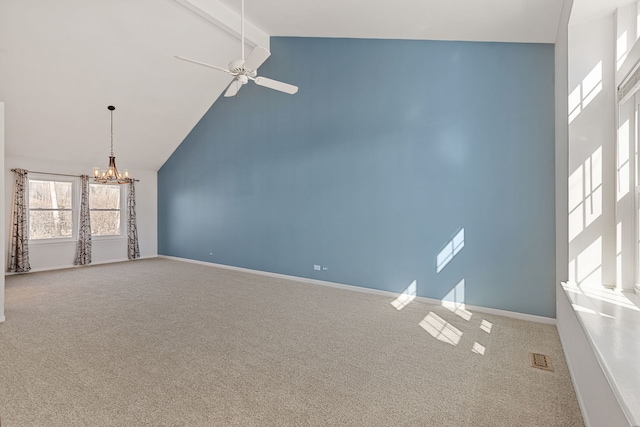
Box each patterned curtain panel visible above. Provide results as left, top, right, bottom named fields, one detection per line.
left=8, top=168, right=31, bottom=273
left=127, top=180, right=140, bottom=259
left=73, top=175, right=92, bottom=265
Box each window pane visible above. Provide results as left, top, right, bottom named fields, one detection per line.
left=91, top=211, right=120, bottom=236
left=29, top=180, right=73, bottom=209
left=29, top=210, right=73, bottom=239
left=90, top=184, right=120, bottom=209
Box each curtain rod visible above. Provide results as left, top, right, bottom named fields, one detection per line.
left=11, top=168, right=140, bottom=182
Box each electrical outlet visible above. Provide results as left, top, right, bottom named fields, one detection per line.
left=322, top=266, right=328, bottom=271
left=209, top=253, right=213, bottom=256
left=314, top=265, right=321, bottom=271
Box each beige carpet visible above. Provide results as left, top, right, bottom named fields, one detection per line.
left=0, top=258, right=583, bottom=426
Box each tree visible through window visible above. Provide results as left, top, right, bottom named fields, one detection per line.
left=90, top=184, right=121, bottom=236
left=28, top=180, right=73, bottom=239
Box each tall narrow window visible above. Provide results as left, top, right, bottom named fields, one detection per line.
left=28, top=179, right=74, bottom=240
left=89, top=184, right=122, bottom=236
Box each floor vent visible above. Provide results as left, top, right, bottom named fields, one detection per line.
left=530, top=353, right=553, bottom=371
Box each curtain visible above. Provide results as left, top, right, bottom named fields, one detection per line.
left=8, top=168, right=31, bottom=272
left=127, top=180, right=140, bottom=259
left=73, top=175, right=92, bottom=265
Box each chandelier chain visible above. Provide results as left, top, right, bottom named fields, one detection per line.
left=110, top=109, right=114, bottom=157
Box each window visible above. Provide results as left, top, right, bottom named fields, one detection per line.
left=28, top=179, right=74, bottom=240
left=26, top=178, right=125, bottom=241
left=89, top=184, right=122, bottom=236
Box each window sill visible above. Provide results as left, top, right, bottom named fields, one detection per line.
left=28, top=235, right=126, bottom=246
left=29, top=238, right=75, bottom=246
left=561, top=282, right=640, bottom=426
left=92, top=235, right=126, bottom=241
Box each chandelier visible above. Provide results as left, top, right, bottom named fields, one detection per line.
left=93, top=105, right=130, bottom=184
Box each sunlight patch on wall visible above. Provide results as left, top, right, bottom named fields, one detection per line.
left=569, top=61, right=603, bottom=124
left=569, top=236, right=602, bottom=285
left=617, top=222, right=622, bottom=288
left=568, top=164, right=584, bottom=241
left=618, top=120, right=630, bottom=201
left=568, top=86, right=581, bottom=124
left=442, top=279, right=472, bottom=321
left=436, top=228, right=464, bottom=273
left=582, top=62, right=602, bottom=108
left=637, top=5, right=640, bottom=41
left=419, top=312, right=462, bottom=346
left=618, top=31, right=629, bottom=70
left=568, top=147, right=603, bottom=241
left=391, top=280, right=417, bottom=310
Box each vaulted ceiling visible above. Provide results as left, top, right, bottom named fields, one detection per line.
left=0, top=0, right=628, bottom=172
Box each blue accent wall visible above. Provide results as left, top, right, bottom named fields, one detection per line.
left=158, top=37, right=556, bottom=317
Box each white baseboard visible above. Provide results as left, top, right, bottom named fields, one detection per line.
left=159, top=255, right=556, bottom=324
left=0, top=315, right=5, bottom=323
left=5, top=255, right=157, bottom=275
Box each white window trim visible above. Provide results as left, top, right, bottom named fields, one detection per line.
left=27, top=175, right=128, bottom=244
left=27, top=174, right=79, bottom=245
left=89, top=183, right=126, bottom=240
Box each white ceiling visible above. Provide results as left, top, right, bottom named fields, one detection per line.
left=0, top=0, right=243, bottom=172
left=571, top=0, right=636, bottom=25
left=220, top=0, right=564, bottom=44
left=0, top=0, right=626, bottom=172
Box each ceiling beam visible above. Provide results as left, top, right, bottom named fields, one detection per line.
left=174, top=0, right=270, bottom=49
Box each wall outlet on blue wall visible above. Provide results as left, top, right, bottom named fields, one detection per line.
left=313, top=265, right=321, bottom=271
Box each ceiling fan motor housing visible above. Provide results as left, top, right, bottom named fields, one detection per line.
left=228, top=59, right=255, bottom=77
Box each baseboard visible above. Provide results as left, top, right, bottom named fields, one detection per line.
left=458, top=302, right=555, bottom=324
left=0, top=315, right=5, bottom=323
left=159, top=255, right=556, bottom=324
left=5, top=255, right=157, bottom=275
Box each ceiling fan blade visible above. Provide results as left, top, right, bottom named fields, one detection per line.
left=224, top=79, right=242, bottom=97
left=254, top=76, right=298, bottom=94
left=174, top=56, right=231, bottom=74
left=243, top=46, right=271, bottom=71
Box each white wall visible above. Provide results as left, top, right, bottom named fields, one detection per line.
left=4, top=155, right=157, bottom=272
left=615, top=3, right=639, bottom=292
left=556, top=0, right=573, bottom=292
left=0, top=102, right=5, bottom=322
left=568, top=14, right=617, bottom=288
left=561, top=4, right=640, bottom=426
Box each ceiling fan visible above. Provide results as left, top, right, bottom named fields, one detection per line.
left=175, top=0, right=298, bottom=98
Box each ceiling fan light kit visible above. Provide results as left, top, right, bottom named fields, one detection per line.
left=175, top=0, right=298, bottom=98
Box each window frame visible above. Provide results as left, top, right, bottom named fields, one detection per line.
left=89, top=182, right=126, bottom=240
left=27, top=174, right=78, bottom=245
